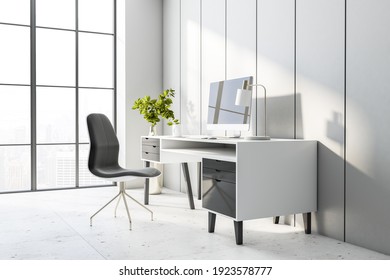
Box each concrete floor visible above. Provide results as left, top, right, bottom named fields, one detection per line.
left=0, top=187, right=388, bottom=260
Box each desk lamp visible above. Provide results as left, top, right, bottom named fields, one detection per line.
left=235, top=80, right=270, bottom=140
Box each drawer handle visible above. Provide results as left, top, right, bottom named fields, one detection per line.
left=215, top=179, right=222, bottom=182
left=145, top=152, right=149, bottom=154
left=215, top=169, right=221, bottom=172
left=153, top=145, right=157, bottom=148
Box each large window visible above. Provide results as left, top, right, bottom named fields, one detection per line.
left=0, top=0, right=116, bottom=192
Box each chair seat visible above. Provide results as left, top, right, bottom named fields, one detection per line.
left=92, top=166, right=161, bottom=180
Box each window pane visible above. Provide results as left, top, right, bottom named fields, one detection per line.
left=79, top=0, right=113, bottom=33
left=79, top=144, right=111, bottom=187
left=36, top=0, right=75, bottom=30
left=0, top=146, right=31, bottom=192
left=0, top=0, right=30, bottom=25
left=0, top=85, right=30, bottom=144
left=37, top=87, right=75, bottom=144
left=37, top=145, right=75, bottom=189
left=79, top=33, right=113, bottom=88
left=0, top=25, right=30, bottom=84
left=36, top=28, right=75, bottom=86
left=79, top=89, right=113, bottom=143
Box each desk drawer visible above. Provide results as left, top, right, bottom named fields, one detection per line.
left=202, top=178, right=236, bottom=218
left=142, top=137, right=160, bottom=147
left=203, top=158, right=236, bottom=173
left=142, top=151, right=160, bottom=162
left=142, top=144, right=160, bottom=154
left=203, top=167, right=236, bottom=184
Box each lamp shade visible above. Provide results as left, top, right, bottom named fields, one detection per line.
left=235, top=89, right=252, bottom=106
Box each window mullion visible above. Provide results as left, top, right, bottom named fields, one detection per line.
left=75, top=0, right=80, bottom=187
left=30, top=0, right=37, bottom=191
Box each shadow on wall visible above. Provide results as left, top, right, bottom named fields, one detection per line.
left=326, top=111, right=344, bottom=156
left=310, top=143, right=345, bottom=241
left=311, top=141, right=390, bottom=255
left=345, top=153, right=390, bottom=255
left=258, top=93, right=303, bottom=139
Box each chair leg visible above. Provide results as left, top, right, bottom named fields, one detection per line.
left=121, top=191, right=132, bottom=230
left=90, top=192, right=121, bottom=226
left=114, top=194, right=122, bottom=218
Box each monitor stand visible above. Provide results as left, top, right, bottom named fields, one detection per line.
left=244, top=135, right=271, bottom=140
left=225, top=130, right=241, bottom=138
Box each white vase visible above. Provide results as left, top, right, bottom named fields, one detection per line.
left=172, top=124, right=181, bottom=137
left=148, top=125, right=157, bottom=136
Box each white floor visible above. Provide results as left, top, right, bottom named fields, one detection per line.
left=0, top=187, right=388, bottom=260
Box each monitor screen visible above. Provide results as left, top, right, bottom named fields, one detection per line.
left=207, top=76, right=253, bottom=131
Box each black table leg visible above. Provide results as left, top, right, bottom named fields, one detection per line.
left=234, top=221, right=243, bottom=245
left=197, top=162, right=202, bottom=200
left=208, top=212, right=216, bottom=233
left=144, top=161, right=150, bottom=205
left=181, top=162, right=195, bottom=209
left=303, top=212, right=311, bottom=234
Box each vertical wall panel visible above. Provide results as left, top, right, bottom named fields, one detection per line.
left=180, top=0, right=201, bottom=195
left=162, top=0, right=181, bottom=191
left=181, top=0, right=201, bottom=136
left=346, top=0, right=390, bottom=255
left=201, top=0, right=226, bottom=136
left=226, top=0, right=257, bottom=136
left=257, top=0, right=295, bottom=139
left=296, top=0, right=345, bottom=240
left=257, top=0, right=295, bottom=225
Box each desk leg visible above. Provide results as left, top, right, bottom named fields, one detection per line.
left=197, top=162, right=202, bottom=200
left=181, top=162, right=195, bottom=209
left=234, top=221, right=243, bottom=245
left=208, top=212, right=216, bottom=233
left=303, top=213, right=311, bottom=234
left=144, top=161, right=150, bottom=205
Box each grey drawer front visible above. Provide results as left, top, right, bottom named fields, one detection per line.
left=203, top=167, right=236, bottom=184
left=203, top=158, right=236, bottom=173
left=202, top=178, right=236, bottom=218
left=142, top=144, right=160, bottom=153
left=142, top=137, right=160, bottom=146
left=142, top=151, right=160, bottom=162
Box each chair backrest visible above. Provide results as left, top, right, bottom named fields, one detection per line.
left=87, top=113, right=120, bottom=175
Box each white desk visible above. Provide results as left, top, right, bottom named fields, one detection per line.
left=141, top=136, right=317, bottom=244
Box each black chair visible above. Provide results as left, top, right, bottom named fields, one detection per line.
left=87, top=113, right=161, bottom=230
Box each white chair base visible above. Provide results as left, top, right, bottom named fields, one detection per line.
left=90, top=182, right=153, bottom=230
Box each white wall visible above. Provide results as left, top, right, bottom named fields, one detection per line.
left=346, top=0, right=390, bottom=255
left=125, top=0, right=163, bottom=187
left=162, top=0, right=390, bottom=255
left=117, top=0, right=126, bottom=167
left=162, top=0, right=181, bottom=192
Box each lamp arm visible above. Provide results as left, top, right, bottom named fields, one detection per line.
left=247, top=84, right=267, bottom=136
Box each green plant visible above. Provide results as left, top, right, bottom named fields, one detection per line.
left=132, top=88, right=180, bottom=128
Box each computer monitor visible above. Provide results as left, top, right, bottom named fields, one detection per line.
left=207, top=76, right=253, bottom=131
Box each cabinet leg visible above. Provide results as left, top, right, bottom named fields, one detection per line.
left=273, top=216, right=280, bottom=224
left=181, top=163, right=195, bottom=209
left=303, top=212, right=311, bottom=234
left=208, top=212, right=216, bottom=233
left=234, top=221, right=243, bottom=245
left=144, top=161, right=150, bottom=205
